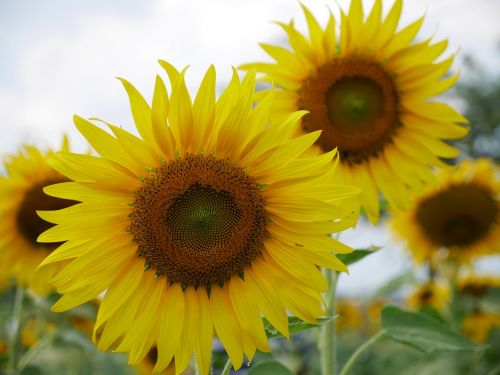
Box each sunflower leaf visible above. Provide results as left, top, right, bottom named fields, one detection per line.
left=337, top=247, right=379, bottom=265
left=248, top=360, right=293, bottom=375
left=381, top=306, right=483, bottom=353
left=263, top=316, right=337, bottom=339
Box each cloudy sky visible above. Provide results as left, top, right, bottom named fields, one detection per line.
left=1, top=0, right=499, bottom=155
left=1, top=0, right=499, bottom=293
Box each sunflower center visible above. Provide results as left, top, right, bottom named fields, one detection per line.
left=461, top=283, right=489, bottom=297
left=415, top=184, right=498, bottom=247
left=299, top=59, right=399, bottom=164
left=16, top=180, right=75, bottom=249
left=130, top=154, right=268, bottom=287
left=420, top=288, right=433, bottom=302
left=166, top=185, right=241, bottom=252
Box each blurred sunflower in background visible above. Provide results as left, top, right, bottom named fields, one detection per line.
left=457, top=274, right=500, bottom=343
left=406, top=280, right=450, bottom=311
left=458, top=274, right=500, bottom=296
left=0, top=139, right=75, bottom=295
left=37, top=62, right=359, bottom=375
left=462, top=310, right=500, bottom=344
left=336, top=299, right=364, bottom=331
left=241, top=0, right=468, bottom=223
left=390, top=158, right=499, bottom=264
left=365, top=298, right=386, bottom=333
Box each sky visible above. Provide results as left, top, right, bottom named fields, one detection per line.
left=1, top=0, right=499, bottom=293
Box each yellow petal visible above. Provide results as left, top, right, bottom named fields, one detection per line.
left=168, top=70, right=193, bottom=154
left=175, top=286, right=198, bottom=374
left=250, top=131, right=321, bottom=177
left=210, top=286, right=244, bottom=370
left=38, top=239, right=92, bottom=267
left=73, top=115, right=145, bottom=176
left=192, top=65, right=216, bottom=153
left=245, top=269, right=289, bottom=338
left=108, top=124, right=159, bottom=169
left=118, top=78, right=155, bottom=146
left=194, top=288, right=213, bottom=375
left=94, top=258, right=145, bottom=335
left=151, top=75, right=177, bottom=160
left=154, top=284, right=185, bottom=373
left=265, top=241, right=327, bottom=291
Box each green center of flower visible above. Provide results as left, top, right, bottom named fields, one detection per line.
left=166, top=185, right=241, bottom=252
left=416, top=183, right=498, bottom=248
left=16, top=180, right=74, bottom=248
left=299, top=59, right=399, bottom=164
left=326, top=77, right=384, bottom=130
left=131, top=154, right=268, bottom=287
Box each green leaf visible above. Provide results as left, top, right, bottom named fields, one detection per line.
left=263, top=316, right=336, bottom=339
left=248, top=360, right=293, bottom=375
left=337, top=247, right=379, bottom=265
left=381, top=306, right=482, bottom=353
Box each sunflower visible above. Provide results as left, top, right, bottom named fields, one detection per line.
left=240, top=0, right=468, bottom=223
left=37, top=62, right=359, bottom=374
left=0, top=139, right=75, bottom=295
left=336, top=298, right=363, bottom=331
left=462, top=310, right=500, bottom=344
left=406, top=280, right=450, bottom=311
left=390, top=158, right=500, bottom=264
left=365, top=298, right=387, bottom=333
left=458, top=274, right=500, bottom=343
left=458, top=274, right=500, bottom=297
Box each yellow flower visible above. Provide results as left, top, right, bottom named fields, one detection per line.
left=336, top=299, right=363, bottom=331
left=38, top=62, right=359, bottom=375
left=240, top=0, right=467, bottom=223
left=0, top=139, right=75, bottom=294
left=462, top=310, right=500, bottom=344
left=21, top=319, right=39, bottom=348
left=390, top=158, right=500, bottom=264
left=365, top=298, right=387, bottom=333
left=406, top=280, right=450, bottom=311
left=458, top=274, right=500, bottom=297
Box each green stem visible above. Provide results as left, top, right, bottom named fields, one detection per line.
left=17, top=332, right=56, bottom=372
left=319, top=270, right=339, bottom=375
left=7, top=285, right=25, bottom=371
left=339, top=330, right=385, bottom=375
left=221, top=358, right=232, bottom=375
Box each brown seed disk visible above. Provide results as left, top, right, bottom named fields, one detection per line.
left=461, top=283, right=489, bottom=297
left=130, top=154, right=268, bottom=287
left=16, top=179, right=75, bottom=249
left=415, top=183, right=498, bottom=248
left=298, top=58, right=400, bottom=164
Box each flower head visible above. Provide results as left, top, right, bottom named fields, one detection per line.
left=406, top=280, right=450, bottom=311
left=0, top=139, right=75, bottom=294
left=241, top=0, right=468, bottom=223
left=390, top=158, right=499, bottom=264
left=38, top=62, right=359, bottom=374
